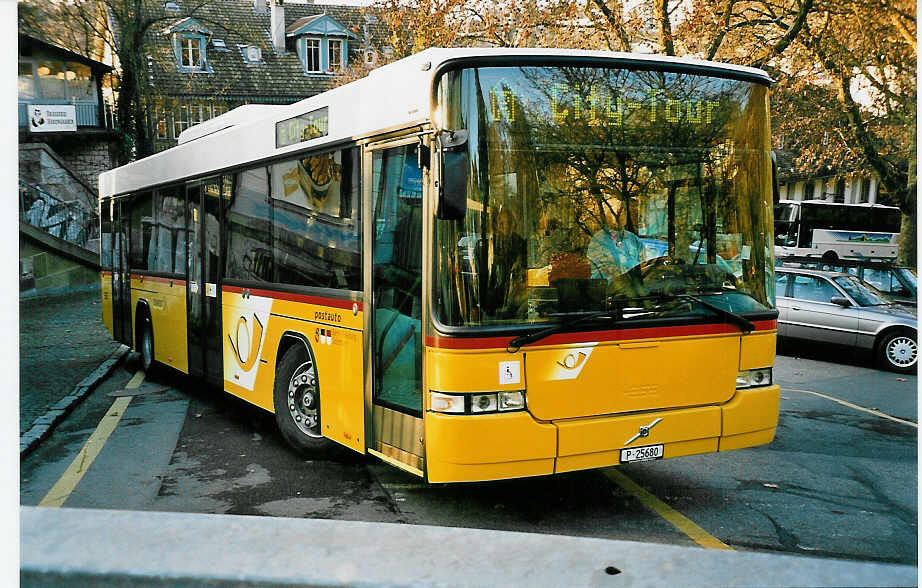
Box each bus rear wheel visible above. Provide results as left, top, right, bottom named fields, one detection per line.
left=273, top=343, right=334, bottom=456
left=138, top=311, right=155, bottom=373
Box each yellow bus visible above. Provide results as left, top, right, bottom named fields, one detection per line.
left=99, top=48, right=780, bottom=483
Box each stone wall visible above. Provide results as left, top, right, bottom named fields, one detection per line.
left=20, top=143, right=96, bottom=213
left=20, top=238, right=99, bottom=298
left=50, top=137, right=117, bottom=195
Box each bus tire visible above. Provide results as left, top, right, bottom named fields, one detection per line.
left=138, top=309, right=155, bottom=374
left=821, top=250, right=838, bottom=262
left=876, top=329, right=918, bottom=374
left=273, top=343, right=335, bottom=456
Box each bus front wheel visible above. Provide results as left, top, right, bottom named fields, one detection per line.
left=273, top=343, right=334, bottom=456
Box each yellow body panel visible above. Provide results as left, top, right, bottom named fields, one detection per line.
left=525, top=334, right=739, bottom=420
left=427, top=348, right=526, bottom=392
left=719, top=384, right=780, bottom=448
left=421, top=330, right=779, bottom=483
left=739, top=331, right=777, bottom=370
left=221, top=289, right=365, bottom=453
left=100, top=273, right=113, bottom=336
left=555, top=405, right=721, bottom=456
left=130, top=276, right=188, bottom=373
left=425, top=411, right=557, bottom=483
left=557, top=439, right=719, bottom=473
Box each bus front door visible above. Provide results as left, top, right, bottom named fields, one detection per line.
left=186, top=178, right=224, bottom=384
left=367, top=140, right=425, bottom=476
left=111, top=198, right=132, bottom=346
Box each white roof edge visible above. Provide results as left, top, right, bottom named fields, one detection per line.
left=403, top=47, right=772, bottom=81
left=178, top=104, right=286, bottom=144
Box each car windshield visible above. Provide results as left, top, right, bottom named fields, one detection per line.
left=896, top=267, right=917, bottom=290
left=433, top=65, right=775, bottom=328
left=832, top=275, right=890, bottom=306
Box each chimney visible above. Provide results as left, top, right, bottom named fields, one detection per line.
left=270, top=0, right=285, bottom=52
left=253, top=0, right=267, bottom=13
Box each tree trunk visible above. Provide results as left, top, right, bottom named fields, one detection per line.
left=898, top=203, right=916, bottom=267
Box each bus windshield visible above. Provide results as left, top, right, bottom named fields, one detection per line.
left=434, top=65, right=775, bottom=328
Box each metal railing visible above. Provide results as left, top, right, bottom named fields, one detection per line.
left=20, top=180, right=99, bottom=252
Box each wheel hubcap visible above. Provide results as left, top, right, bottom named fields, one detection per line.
left=887, top=336, right=917, bottom=368
left=287, top=361, right=321, bottom=437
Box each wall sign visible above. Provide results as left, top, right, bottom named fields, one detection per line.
left=28, top=104, right=77, bottom=133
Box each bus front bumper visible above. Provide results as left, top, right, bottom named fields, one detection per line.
left=424, top=385, right=780, bottom=483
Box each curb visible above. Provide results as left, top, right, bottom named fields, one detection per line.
left=20, top=344, right=131, bottom=458
left=21, top=506, right=919, bottom=587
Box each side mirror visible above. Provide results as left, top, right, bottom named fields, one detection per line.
left=830, top=296, right=852, bottom=307
left=436, top=129, right=469, bottom=221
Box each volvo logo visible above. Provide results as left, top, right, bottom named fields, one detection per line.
left=623, top=418, right=663, bottom=446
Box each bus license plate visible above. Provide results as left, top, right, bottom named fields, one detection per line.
left=620, top=444, right=664, bottom=463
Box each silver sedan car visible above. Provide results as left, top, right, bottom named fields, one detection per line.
left=775, top=267, right=918, bottom=373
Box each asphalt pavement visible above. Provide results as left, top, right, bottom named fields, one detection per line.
left=19, top=287, right=125, bottom=441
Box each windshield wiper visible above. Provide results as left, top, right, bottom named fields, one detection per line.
left=507, top=310, right=619, bottom=353
left=506, top=293, right=755, bottom=353
left=676, top=293, right=755, bottom=333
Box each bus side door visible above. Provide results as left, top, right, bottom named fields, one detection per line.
left=366, top=139, right=425, bottom=475
left=186, top=177, right=224, bottom=384
left=111, top=198, right=132, bottom=346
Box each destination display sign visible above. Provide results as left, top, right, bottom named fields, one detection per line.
left=489, top=83, right=722, bottom=128
left=276, top=107, right=329, bottom=148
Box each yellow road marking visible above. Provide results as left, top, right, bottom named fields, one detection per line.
left=782, top=387, right=918, bottom=429
left=603, top=467, right=733, bottom=551
left=38, top=370, right=145, bottom=508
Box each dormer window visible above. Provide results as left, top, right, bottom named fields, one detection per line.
left=164, top=17, right=213, bottom=73
left=328, top=39, right=343, bottom=73
left=304, top=39, right=321, bottom=72
left=286, top=14, right=356, bottom=76
left=243, top=45, right=262, bottom=63
left=180, top=35, right=202, bottom=68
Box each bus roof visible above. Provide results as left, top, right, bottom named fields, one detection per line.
left=100, top=48, right=772, bottom=199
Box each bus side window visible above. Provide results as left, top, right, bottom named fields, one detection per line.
left=225, top=167, right=273, bottom=283
left=155, top=187, right=184, bottom=274
left=129, top=192, right=153, bottom=271
left=269, top=147, right=361, bottom=290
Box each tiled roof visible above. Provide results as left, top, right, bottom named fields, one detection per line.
left=143, top=0, right=389, bottom=101
left=287, top=15, right=324, bottom=34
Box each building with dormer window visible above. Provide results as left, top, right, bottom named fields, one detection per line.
left=166, top=18, right=214, bottom=73
left=143, top=0, right=389, bottom=152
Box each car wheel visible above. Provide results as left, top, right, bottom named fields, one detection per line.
left=273, top=343, right=334, bottom=456
left=877, top=331, right=918, bottom=374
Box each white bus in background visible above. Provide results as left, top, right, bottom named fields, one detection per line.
left=774, top=199, right=902, bottom=260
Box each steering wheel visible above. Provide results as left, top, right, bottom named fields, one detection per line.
left=637, top=255, right=685, bottom=279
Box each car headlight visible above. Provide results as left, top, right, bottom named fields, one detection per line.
left=429, top=391, right=527, bottom=414
left=736, top=368, right=772, bottom=389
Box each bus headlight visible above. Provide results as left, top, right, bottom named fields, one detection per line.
left=472, top=393, right=498, bottom=413
left=429, top=391, right=527, bottom=414
left=736, top=368, right=772, bottom=389
left=430, top=391, right=464, bottom=413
